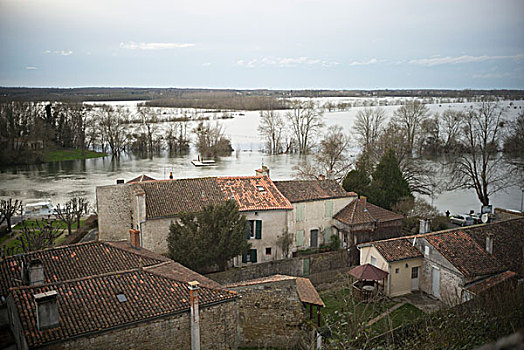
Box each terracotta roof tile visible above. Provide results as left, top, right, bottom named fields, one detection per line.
left=9, top=269, right=236, bottom=348
left=425, top=230, right=506, bottom=279
left=466, top=270, right=517, bottom=295
left=217, top=176, right=293, bottom=211
left=127, top=174, right=156, bottom=183
left=373, top=239, right=423, bottom=262
left=0, top=241, right=165, bottom=299
left=334, top=199, right=403, bottom=226
left=273, top=180, right=355, bottom=203
left=144, top=261, right=221, bottom=289
left=136, top=178, right=225, bottom=218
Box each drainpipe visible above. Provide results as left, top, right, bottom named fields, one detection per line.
left=189, top=281, right=201, bottom=350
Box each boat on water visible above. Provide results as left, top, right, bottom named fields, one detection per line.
left=191, top=156, right=216, bottom=167
left=23, top=200, right=56, bottom=217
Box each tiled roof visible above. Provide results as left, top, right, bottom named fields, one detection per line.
left=349, top=264, right=388, bottom=280
left=464, top=217, right=524, bottom=275
left=144, top=261, right=221, bottom=289
left=217, top=176, right=293, bottom=211
left=226, top=274, right=324, bottom=307
left=373, top=239, right=423, bottom=262
left=127, top=174, right=156, bottom=183
left=334, top=199, right=403, bottom=226
left=135, top=178, right=225, bottom=219
left=425, top=230, right=506, bottom=279
left=296, top=277, right=325, bottom=307
left=273, top=180, right=355, bottom=203
left=0, top=241, right=165, bottom=299
left=9, top=269, right=236, bottom=348
left=465, top=270, right=517, bottom=295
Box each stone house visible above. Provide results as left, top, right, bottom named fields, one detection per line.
left=97, top=175, right=293, bottom=265
left=358, top=217, right=523, bottom=305
left=0, top=240, right=237, bottom=349
left=273, top=180, right=357, bottom=252
left=226, top=274, right=325, bottom=349
left=333, top=196, right=404, bottom=265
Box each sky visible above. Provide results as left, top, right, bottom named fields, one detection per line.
left=0, top=0, right=523, bottom=89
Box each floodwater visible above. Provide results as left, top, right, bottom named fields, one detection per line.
left=1, top=98, right=523, bottom=215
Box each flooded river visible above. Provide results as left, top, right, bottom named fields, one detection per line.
left=1, top=98, right=523, bottom=215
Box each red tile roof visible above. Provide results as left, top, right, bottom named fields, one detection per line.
left=144, top=261, right=221, bottom=289
left=0, top=241, right=165, bottom=299
left=425, top=230, right=506, bottom=279
left=273, top=180, right=355, bottom=203
left=466, top=270, right=517, bottom=295
left=135, top=178, right=225, bottom=219
left=9, top=269, right=236, bottom=348
left=127, top=174, right=156, bottom=183
left=349, top=264, right=389, bottom=280
left=334, top=199, right=403, bottom=226
left=372, top=239, right=423, bottom=262
left=217, top=176, right=293, bottom=211
left=226, top=274, right=324, bottom=307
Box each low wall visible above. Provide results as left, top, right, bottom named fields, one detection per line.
left=207, top=249, right=352, bottom=285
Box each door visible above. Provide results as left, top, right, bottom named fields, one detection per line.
left=411, top=267, right=419, bottom=291
left=432, top=267, right=440, bottom=298
left=310, top=229, right=318, bottom=248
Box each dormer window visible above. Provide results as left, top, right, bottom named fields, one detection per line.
left=116, top=293, right=127, bottom=303
left=256, top=186, right=266, bottom=192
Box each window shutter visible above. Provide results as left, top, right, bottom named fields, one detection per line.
left=324, top=200, right=333, bottom=218
left=296, top=204, right=305, bottom=222
left=242, top=252, right=247, bottom=263
left=324, top=227, right=332, bottom=242
left=255, top=220, right=262, bottom=239
left=296, top=230, right=304, bottom=246
left=251, top=249, right=257, bottom=263
left=246, top=222, right=251, bottom=240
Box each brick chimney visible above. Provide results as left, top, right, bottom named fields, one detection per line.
left=486, top=233, right=494, bottom=254
left=129, top=229, right=141, bottom=249
left=34, top=290, right=59, bottom=330
left=116, top=179, right=125, bottom=184
left=28, top=259, right=45, bottom=285
left=360, top=196, right=367, bottom=208
left=169, top=171, right=173, bottom=180
left=255, top=165, right=270, bottom=178
left=189, top=281, right=201, bottom=350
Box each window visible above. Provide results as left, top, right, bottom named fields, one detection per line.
left=411, top=267, right=419, bottom=279
left=246, top=220, right=262, bottom=239
left=265, top=247, right=272, bottom=255
left=324, top=200, right=333, bottom=218
left=296, top=230, right=304, bottom=246
left=395, top=268, right=399, bottom=274
left=296, top=204, right=305, bottom=222
left=242, top=249, right=258, bottom=263
left=371, top=256, right=377, bottom=266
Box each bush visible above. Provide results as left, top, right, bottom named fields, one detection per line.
left=329, top=234, right=341, bottom=251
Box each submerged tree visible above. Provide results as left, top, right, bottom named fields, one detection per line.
left=167, top=200, right=250, bottom=272
left=0, top=198, right=23, bottom=233
left=392, top=100, right=429, bottom=158
left=286, top=100, right=324, bottom=154
left=193, top=122, right=233, bottom=158
left=353, top=107, right=386, bottom=154
left=258, top=110, right=285, bottom=154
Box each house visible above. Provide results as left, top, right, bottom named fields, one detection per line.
left=0, top=240, right=237, bottom=349
left=273, top=180, right=357, bottom=252
left=226, top=274, right=325, bottom=349
left=358, top=217, right=523, bottom=305
left=333, top=196, right=404, bottom=264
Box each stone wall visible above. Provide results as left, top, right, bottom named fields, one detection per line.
left=208, top=249, right=352, bottom=285
left=229, top=278, right=310, bottom=349
left=38, top=300, right=238, bottom=350
left=96, top=184, right=132, bottom=242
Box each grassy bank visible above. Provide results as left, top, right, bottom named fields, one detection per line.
left=43, top=149, right=107, bottom=162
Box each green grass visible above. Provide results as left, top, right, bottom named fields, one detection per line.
left=13, top=219, right=85, bottom=231
left=43, top=149, right=107, bottom=162
left=372, top=303, right=424, bottom=336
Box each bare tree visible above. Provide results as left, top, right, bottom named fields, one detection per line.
left=0, top=198, right=23, bottom=233
left=73, top=197, right=89, bottom=229
left=393, top=100, right=429, bottom=157
left=137, top=106, right=161, bottom=155
left=55, top=199, right=77, bottom=236
left=17, top=218, right=63, bottom=253
left=441, top=109, right=465, bottom=152
left=99, top=106, right=128, bottom=157
left=353, top=107, right=386, bottom=153
left=193, top=122, right=233, bottom=158
left=286, top=100, right=324, bottom=154
left=447, top=101, right=513, bottom=206
left=258, top=110, right=285, bottom=154
left=316, top=125, right=352, bottom=180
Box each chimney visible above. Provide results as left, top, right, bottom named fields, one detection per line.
left=188, top=281, right=201, bottom=350
left=169, top=171, right=173, bottom=180
left=255, top=165, right=270, bottom=178
left=419, top=219, right=431, bottom=234
left=34, top=290, right=59, bottom=330
left=129, top=229, right=141, bottom=249
left=486, top=233, right=494, bottom=254
left=28, top=259, right=45, bottom=285
left=360, top=196, right=367, bottom=208
left=317, top=174, right=326, bottom=181
left=116, top=179, right=125, bottom=184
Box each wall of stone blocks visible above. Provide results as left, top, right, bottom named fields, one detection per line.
left=229, top=279, right=310, bottom=349
left=96, top=184, right=132, bottom=242
left=39, top=300, right=238, bottom=350
left=207, top=249, right=352, bottom=285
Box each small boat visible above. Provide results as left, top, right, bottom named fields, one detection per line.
left=23, top=200, right=56, bottom=217
left=191, top=159, right=216, bottom=167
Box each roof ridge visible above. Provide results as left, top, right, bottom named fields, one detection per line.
left=1, top=241, right=98, bottom=262
left=99, top=241, right=167, bottom=263
left=217, top=175, right=265, bottom=180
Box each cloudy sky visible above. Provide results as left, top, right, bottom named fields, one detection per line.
left=1, top=0, right=523, bottom=89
